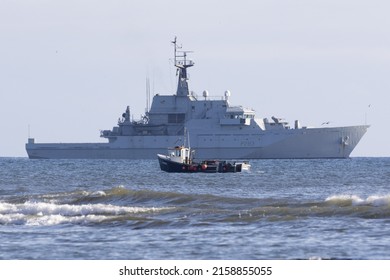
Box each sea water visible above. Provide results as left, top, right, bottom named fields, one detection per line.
left=1, top=157, right=390, bottom=259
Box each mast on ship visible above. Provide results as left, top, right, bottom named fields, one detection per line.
left=172, top=37, right=194, bottom=96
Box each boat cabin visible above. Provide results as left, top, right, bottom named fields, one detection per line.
left=168, top=146, right=193, bottom=164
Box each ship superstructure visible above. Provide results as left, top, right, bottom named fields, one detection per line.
left=26, top=38, right=369, bottom=159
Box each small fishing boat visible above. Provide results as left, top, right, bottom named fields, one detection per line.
left=157, top=146, right=249, bottom=173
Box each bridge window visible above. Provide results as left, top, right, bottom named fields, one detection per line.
left=168, top=113, right=185, bottom=123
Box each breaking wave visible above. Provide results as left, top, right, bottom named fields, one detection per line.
left=0, top=201, right=171, bottom=226
left=325, top=194, right=390, bottom=207
left=2, top=186, right=390, bottom=226
left=0, top=186, right=174, bottom=226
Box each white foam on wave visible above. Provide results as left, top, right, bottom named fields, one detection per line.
left=39, top=189, right=108, bottom=204
left=325, top=194, right=390, bottom=207
left=0, top=201, right=171, bottom=226
left=0, top=213, right=107, bottom=226
left=38, top=185, right=130, bottom=204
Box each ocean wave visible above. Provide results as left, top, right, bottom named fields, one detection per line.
left=325, top=194, right=390, bottom=207
left=34, top=186, right=131, bottom=205
left=0, top=200, right=173, bottom=226
left=27, top=186, right=255, bottom=208
left=3, top=187, right=390, bottom=226
left=0, top=213, right=109, bottom=226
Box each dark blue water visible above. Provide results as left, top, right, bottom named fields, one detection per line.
left=1, top=157, right=390, bottom=259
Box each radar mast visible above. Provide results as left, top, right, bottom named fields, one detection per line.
left=171, top=37, right=194, bottom=96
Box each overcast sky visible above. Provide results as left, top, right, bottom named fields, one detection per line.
left=1, top=0, right=389, bottom=157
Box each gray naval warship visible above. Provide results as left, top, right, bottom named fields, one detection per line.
left=26, top=38, right=369, bottom=159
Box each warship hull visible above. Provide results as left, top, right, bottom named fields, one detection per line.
left=26, top=125, right=369, bottom=159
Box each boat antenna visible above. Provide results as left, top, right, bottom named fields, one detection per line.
left=187, top=128, right=191, bottom=151
left=145, top=76, right=150, bottom=113
left=171, top=36, right=179, bottom=67
left=182, top=127, right=190, bottom=147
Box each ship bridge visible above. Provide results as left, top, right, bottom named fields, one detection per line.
left=225, top=106, right=255, bottom=119
left=220, top=106, right=255, bottom=126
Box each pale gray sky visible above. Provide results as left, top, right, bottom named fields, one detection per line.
left=1, top=0, right=389, bottom=157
